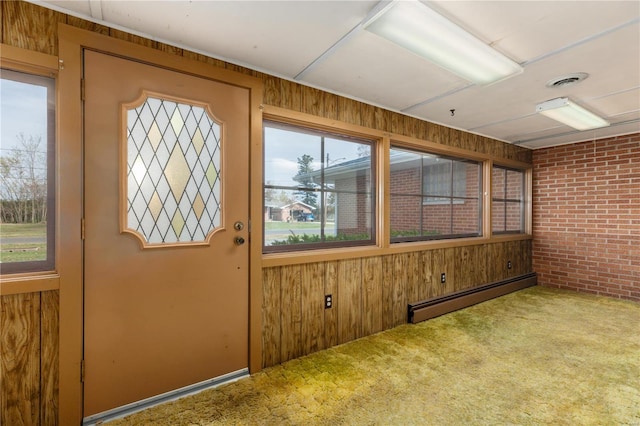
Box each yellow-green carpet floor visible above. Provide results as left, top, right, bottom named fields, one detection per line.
left=110, top=286, right=640, bottom=425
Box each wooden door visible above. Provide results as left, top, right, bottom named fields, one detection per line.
left=83, top=50, right=250, bottom=418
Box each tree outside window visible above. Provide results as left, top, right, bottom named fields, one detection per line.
left=263, top=121, right=375, bottom=252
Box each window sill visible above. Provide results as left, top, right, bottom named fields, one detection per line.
left=489, top=233, right=533, bottom=243
left=262, top=232, right=533, bottom=267
left=0, top=272, right=60, bottom=296
left=263, top=245, right=382, bottom=267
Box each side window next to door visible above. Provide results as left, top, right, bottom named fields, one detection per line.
left=0, top=69, right=56, bottom=274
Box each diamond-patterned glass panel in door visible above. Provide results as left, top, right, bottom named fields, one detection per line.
left=125, top=95, right=221, bottom=245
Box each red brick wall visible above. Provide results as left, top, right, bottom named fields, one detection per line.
left=335, top=173, right=372, bottom=235
left=389, top=168, right=422, bottom=231
left=389, top=163, right=481, bottom=236
left=532, top=133, right=640, bottom=302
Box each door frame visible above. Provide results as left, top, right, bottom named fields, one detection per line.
left=58, top=24, right=264, bottom=425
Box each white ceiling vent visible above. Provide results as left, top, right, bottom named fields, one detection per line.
left=546, top=72, right=589, bottom=88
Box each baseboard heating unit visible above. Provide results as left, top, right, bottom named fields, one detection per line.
left=408, top=272, right=537, bottom=324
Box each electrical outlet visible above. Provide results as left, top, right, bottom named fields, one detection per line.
left=440, top=273, right=446, bottom=284
left=507, top=260, right=512, bottom=270
left=325, top=294, right=332, bottom=309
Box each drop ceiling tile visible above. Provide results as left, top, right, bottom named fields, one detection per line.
left=429, top=1, right=640, bottom=63
left=515, top=111, right=640, bottom=149
left=471, top=114, right=553, bottom=142
left=75, top=1, right=379, bottom=78
left=590, top=88, right=640, bottom=117
left=300, top=30, right=468, bottom=110
left=520, top=121, right=640, bottom=149
left=409, top=22, right=639, bottom=137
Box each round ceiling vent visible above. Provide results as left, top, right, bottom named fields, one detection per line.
left=546, top=72, right=589, bottom=88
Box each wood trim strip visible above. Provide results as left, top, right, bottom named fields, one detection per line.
left=0, top=43, right=59, bottom=75
left=0, top=274, right=60, bottom=296
left=262, top=234, right=533, bottom=267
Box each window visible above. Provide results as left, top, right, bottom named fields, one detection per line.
left=390, top=147, right=482, bottom=242
left=0, top=69, right=55, bottom=273
left=492, top=165, right=525, bottom=234
left=423, top=160, right=468, bottom=204
left=263, top=121, right=375, bottom=252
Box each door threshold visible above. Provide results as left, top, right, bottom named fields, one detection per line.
left=83, top=368, right=249, bottom=425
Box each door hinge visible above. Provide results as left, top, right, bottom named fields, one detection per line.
left=81, top=359, right=85, bottom=383
left=81, top=78, right=86, bottom=101
left=81, top=218, right=85, bottom=240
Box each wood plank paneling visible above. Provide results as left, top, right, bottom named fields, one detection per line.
left=338, top=97, right=361, bottom=127
left=301, top=263, right=325, bottom=355
left=449, top=128, right=463, bottom=150
left=323, top=261, right=339, bottom=349
left=509, top=239, right=531, bottom=277
left=390, top=112, right=404, bottom=136
left=361, top=256, right=383, bottom=336
left=406, top=251, right=421, bottom=305
left=108, top=28, right=155, bottom=48
left=156, top=41, right=183, bottom=56
left=280, top=265, right=302, bottom=362
left=374, top=106, right=391, bottom=132
left=261, top=239, right=533, bottom=368
left=360, top=103, right=376, bottom=130
left=381, top=255, right=395, bottom=330
left=302, top=86, right=323, bottom=117
left=524, top=239, right=533, bottom=272
left=323, top=92, right=339, bottom=121
left=430, top=248, right=445, bottom=298
left=1, top=293, right=41, bottom=426
left=225, top=61, right=257, bottom=77
left=455, top=245, right=476, bottom=290
left=65, top=16, right=110, bottom=35
left=488, top=243, right=505, bottom=283
left=262, top=76, right=281, bottom=109
left=391, top=254, right=408, bottom=327
left=278, top=79, right=302, bottom=112
left=1, top=1, right=64, bottom=55
left=40, top=291, right=59, bottom=426
left=337, top=259, right=362, bottom=344
left=444, top=248, right=456, bottom=294
left=419, top=250, right=435, bottom=301
left=262, top=267, right=281, bottom=367
left=182, top=50, right=227, bottom=69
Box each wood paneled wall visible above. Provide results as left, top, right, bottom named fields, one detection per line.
left=0, top=290, right=59, bottom=426
left=262, top=240, right=532, bottom=367
left=1, top=1, right=533, bottom=424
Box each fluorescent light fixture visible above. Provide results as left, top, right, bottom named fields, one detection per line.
left=363, top=0, right=523, bottom=85
left=536, top=98, right=610, bottom=131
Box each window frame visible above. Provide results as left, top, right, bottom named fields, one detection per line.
left=261, top=107, right=532, bottom=268
left=262, top=119, right=377, bottom=253
left=0, top=68, right=56, bottom=275
left=422, top=159, right=470, bottom=205
left=491, top=164, right=527, bottom=235
left=389, top=145, right=483, bottom=243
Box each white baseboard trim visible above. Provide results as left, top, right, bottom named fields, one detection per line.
left=83, top=368, right=249, bottom=425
